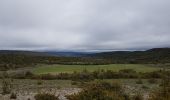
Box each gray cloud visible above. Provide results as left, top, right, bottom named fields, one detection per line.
left=0, top=0, right=170, bottom=51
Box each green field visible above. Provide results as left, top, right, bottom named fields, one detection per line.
left=33, top=64, right=161, bottom=74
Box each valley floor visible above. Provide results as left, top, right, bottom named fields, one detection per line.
left=32, top=64, right=161, bottom=74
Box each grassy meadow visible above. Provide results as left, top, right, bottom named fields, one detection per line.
left=32, top=64, right=161, bottom=74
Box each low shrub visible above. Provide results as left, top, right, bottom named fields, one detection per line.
left=141, top=85, right=149, bottom=89
left=119, top=69, right=136, bottom=73
left=132, top=94, right=143, bottom=100
left=66, top=81, right=126, bottom=100
left=40, top=74, right=56, bottom=80
left=25, top=71, right=34, bottom=78
left=37, top=80, right=43, bottom=85
left=149, top=75, right=170, bottom=100
left=71, top=81, right=78, bottom=85
left=2, top=78, right=12, bottom=94
left=11, top=70, right=34, bottom=79
left=148, top=78, right=157, bottom=84
left=10, top=92, right=17, bottom=99
left=35, top=93, right=59, bottom=100
left=136, top=79, right=143, bottom=84
left=5, top=69, right=170, bottom=80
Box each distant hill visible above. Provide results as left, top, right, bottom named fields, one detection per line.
left=0, top=50, right=49, bottom=56
left=45, top=51, right=92, bottom=57
left=0, top=50, right=92, bottom=57
left=0, top=50, right=105, bottom=70
left=0, top=48, right=170, bottom=65
left=89, top=48, right=170, bottom=63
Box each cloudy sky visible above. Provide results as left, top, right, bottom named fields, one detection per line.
left=0, top=0, right=170, bottom=51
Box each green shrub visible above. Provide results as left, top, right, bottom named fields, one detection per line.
left=71, top=81, right=78, bottom=85
left=35, top=93, right=59, bottom=100
left=136, top=79, right=143, bottom=84
left=25, top=71, right=34, bottom=78
left=56, top=86, right=61, bottom=89
left=132, top=94, right=143, bottom=100
left=66, top=81, right=126, bottom=100
left=119, top=69, right=136, bottom=73
left=149, top=89, right=170, bottom=100
left=2, top=78, right=12, bottom=94
left=141, top=85, right=149, bottom=89
left=37, top=80, right=43, bottom=85
left=40, top=74, right=56, bottom=80
left=148, top=78, right=157, bottom=84
left=149, top=74, right=170, bottom=100
left=10, top=92, right=17, bottom=99
left=56, top=73, right=70, bottom=79
left=2, top=71, right=9, bottom=78
left=11, top=70, right=29, bottom=79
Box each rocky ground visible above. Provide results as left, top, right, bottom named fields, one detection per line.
left=0, top=88, right=81, bottom=100
left=0, top=79, right=160, bottom=100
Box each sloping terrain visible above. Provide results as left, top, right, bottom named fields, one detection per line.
left=90, top=48, right=170, bottom=63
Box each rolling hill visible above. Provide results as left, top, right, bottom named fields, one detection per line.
left=89, top=48, right=170, bottom=63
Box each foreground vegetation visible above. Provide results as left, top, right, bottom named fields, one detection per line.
left=0, top=78, right=168, bottom=100
left=66, top=81, right=128, bottom=100
left=1, top=68, right=167, bottom=81
left=32, top=64, right=160, bottom=74
left=0, top=67, right=169, bottom=100
left=0, top=79, right=161, bottom=100
left=0, top=63, right=168, bottom=100
left=0, top=48, right=169, bottom=99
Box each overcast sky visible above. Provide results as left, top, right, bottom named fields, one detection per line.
left=0, top=0, right=170, bottom=51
